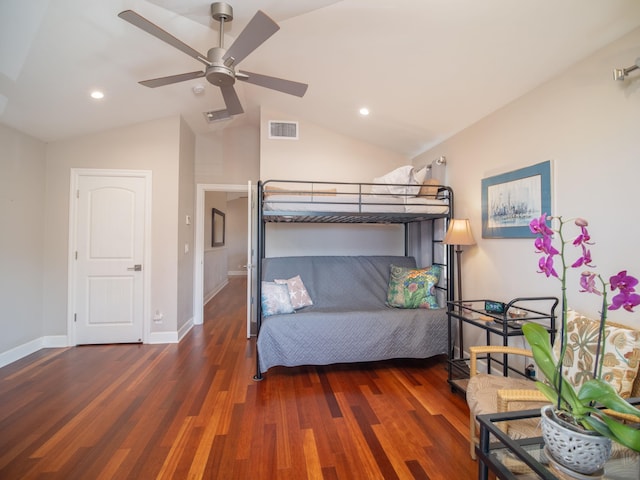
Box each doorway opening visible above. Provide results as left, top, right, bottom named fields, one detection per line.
left=194, top=183, right=257, bottom=338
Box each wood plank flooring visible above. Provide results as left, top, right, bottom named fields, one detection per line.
left=0, top=277, right=478, bottom=479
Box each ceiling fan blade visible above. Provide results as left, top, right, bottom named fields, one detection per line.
left=220, top=85, right=244, bottom=115
left=222, top=11, right=279, bottom=66
left=139, top=71, right=205, bottom=88
left=237, top=71, right=308, bottom=97
left=118, top=10, right=211, bottom=67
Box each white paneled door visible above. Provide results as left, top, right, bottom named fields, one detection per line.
left=71, top=170, right=150, bottom=344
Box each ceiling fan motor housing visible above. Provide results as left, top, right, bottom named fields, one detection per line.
left=206, top=47, right=235, bottom=86
left=210, top=3, right=233, bottom=22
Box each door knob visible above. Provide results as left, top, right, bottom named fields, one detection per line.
left=127, top=264, right=142, bottom=271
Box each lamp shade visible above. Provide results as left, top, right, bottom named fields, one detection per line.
left=443, top=218, right=476, bottom=246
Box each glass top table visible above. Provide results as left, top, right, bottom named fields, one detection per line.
left=476, top=408, right=640, bottom=480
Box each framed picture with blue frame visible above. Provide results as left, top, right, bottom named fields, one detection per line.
left=481, top=160, right=552, bottom=238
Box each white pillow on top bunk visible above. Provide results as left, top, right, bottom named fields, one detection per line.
left=371, top=165, right=426, bottom=197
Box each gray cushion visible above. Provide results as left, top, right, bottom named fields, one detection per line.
left=262, top=255, right=417, bottom=311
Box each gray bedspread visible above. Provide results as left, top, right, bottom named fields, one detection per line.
left=257, top=255, right=449, bottom=373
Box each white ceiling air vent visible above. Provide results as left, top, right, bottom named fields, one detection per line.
left=269, top=121, right=298, bottom=139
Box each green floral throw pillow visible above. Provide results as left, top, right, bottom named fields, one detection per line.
left=386, top=264, right=441, bottom=309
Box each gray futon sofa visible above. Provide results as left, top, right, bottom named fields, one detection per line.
left=256, top=255, right=449, bottom=374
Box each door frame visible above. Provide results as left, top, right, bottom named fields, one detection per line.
left=67, top=168, right=152, bottom=346
left=194, top=183, right=249, bottom=326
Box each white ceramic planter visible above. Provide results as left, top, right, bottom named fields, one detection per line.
left=540, top=405, right=612, bottom=475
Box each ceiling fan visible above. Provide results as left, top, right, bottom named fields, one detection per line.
left=118, top=2, right=308, bottom=116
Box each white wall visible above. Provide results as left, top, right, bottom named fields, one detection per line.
left=177, top=118, right=196, bottom=335
left=414, top=28, right=640, bottom=349
left=204, top=191, right=228, bottom=300
left=260, top=108, right=409, bottom=181
left=0, top=124, right=46, bottom=360
left=44, top=116, right=184, bottom=341
left=260, top=107, right=412, bottom=256
left=226, top=195, right=248, bottom=274
left=195, top=124, right=260, bottom=185
left=203, top=249, right=228, bottom=304
left=265, top=224, right=405, bottom=257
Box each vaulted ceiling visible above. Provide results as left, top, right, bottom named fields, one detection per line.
left=2, top=0, right=639, bottom=157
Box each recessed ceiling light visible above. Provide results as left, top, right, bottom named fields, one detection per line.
left=359, top=107, right=370, bottom=116
left=90, top=90, right=104, bottom=100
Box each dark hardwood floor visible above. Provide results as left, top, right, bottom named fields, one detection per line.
left=0, top=277, right=477, bottom=479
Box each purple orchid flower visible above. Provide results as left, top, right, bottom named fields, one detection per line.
left=529, top=214, right=554, bottom=236
left=573, top=225, right=593, bottom=247
left=571, top=244, right=594, bottom=268
left=609, top=291, right=640, bottom=312
left=579, top=272, right=601, bottom=295
left=538, top=255, right=558, bottom=278
left=610, top=270, right=639, bottom=294
left=534, top=235, right=559, bottom=256
left=531, top=216, right=639, bottom=313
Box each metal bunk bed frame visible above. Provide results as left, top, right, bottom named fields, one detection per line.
left=253, top=179, right=455, bottom=380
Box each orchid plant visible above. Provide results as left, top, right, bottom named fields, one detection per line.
left=522, top=214, right=640, bottom=452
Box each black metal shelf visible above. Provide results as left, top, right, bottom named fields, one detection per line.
left=446, top=297, right=558, bottom=393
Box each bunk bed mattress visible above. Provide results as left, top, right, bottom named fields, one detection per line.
left=263, top=194, right=449, bottom=214
left=257, top=308, right=448, bottom=373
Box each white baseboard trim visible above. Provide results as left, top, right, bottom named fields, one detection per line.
left=204, top=279, right=229, bottom=305
left=0, top=335, right=69, bottom=369
left=0, top=329, right=192, bottom=368
left=148, top=330, right=179, bottom=344
left=228, top=270, right=247, bottom=277
left=0, top=338, right=42, bottom=369
left=178, top=317, right=194, bottom=341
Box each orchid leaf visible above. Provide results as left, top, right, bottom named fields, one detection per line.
left=579, top=379, right=640, bottom=417
left=580, top=413, right=614, bottom=437
left=522, top=323, right=582, bottom=412
left=582, top=413, right=640, bottom=452
left=534, top=381, right=560, bottom=404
